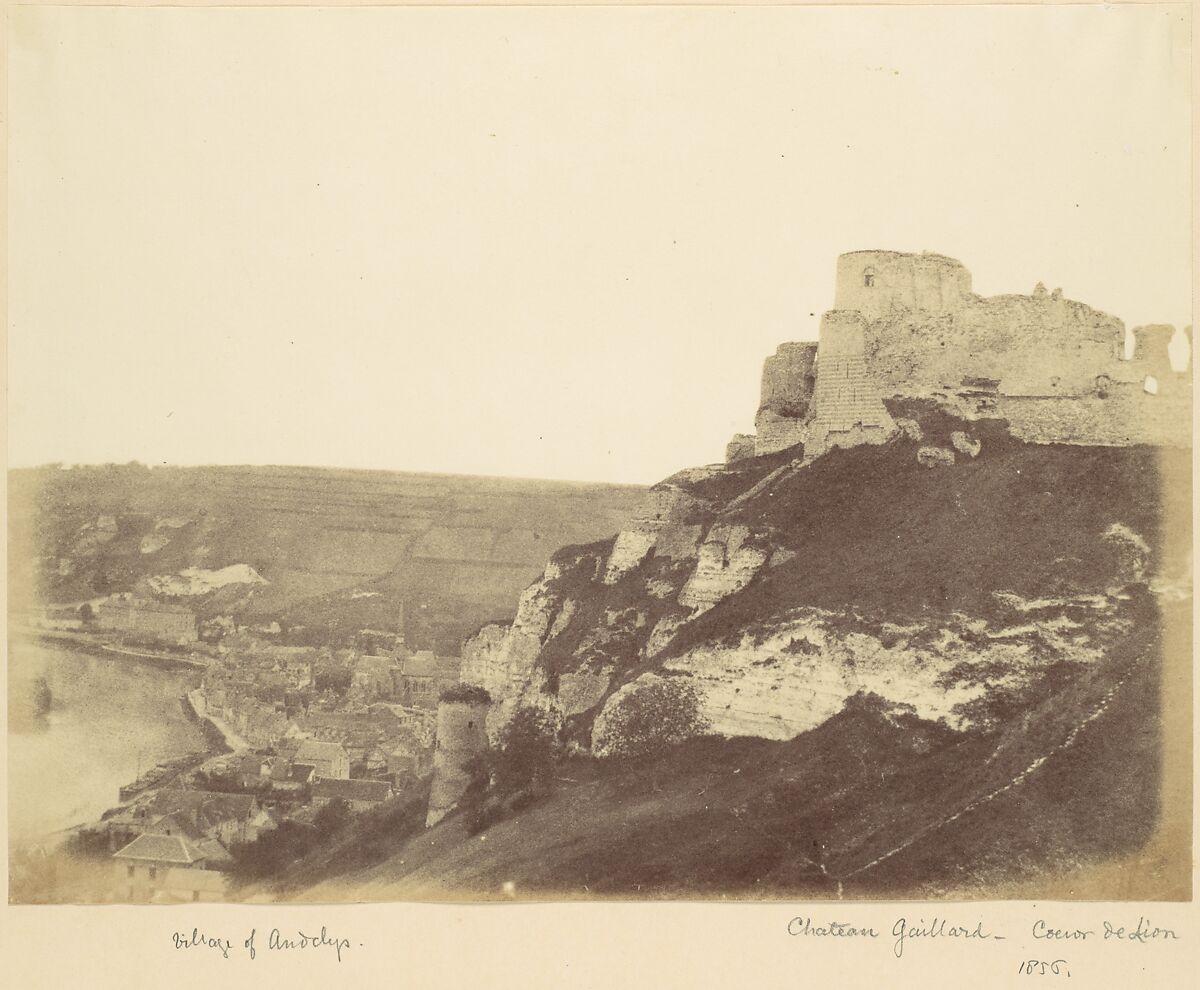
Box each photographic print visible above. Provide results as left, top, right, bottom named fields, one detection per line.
left=6, top=3, right=1192, bottom=909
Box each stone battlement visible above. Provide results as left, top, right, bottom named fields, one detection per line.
left=729, top=250, right=1190, bottom=461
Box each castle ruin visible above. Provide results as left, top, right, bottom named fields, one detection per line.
left=736, top=250, right=1192, bottom=461
left=425, top=686, right=491, bottom=827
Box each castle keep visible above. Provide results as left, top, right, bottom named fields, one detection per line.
left=735, top=250, right=1191, bottom=461
left=425, top=687, right=491, bottom=827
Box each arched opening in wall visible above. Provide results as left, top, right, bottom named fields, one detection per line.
left=1144, top=375, right=1159, bottom=395
left=863, top=269, right=876, bottom=287
left=1095, top=374, right=1112, bottom=399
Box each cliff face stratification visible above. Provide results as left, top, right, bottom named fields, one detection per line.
left=271, top=251, right=1192, bottom=902
left=459, top=250, right=1191, bottom=759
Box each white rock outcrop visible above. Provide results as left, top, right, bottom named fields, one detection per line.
left=459, top=559, right=575, bottom=739
left=146, top=564, right=267, bottom=596
left=602, top=486, right=703, bottom=583
left=678, top=524, right=768, bottom=611
left=640, top=607, right=1113, bottom=741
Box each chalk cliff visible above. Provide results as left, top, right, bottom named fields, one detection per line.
left=459, top=251, right=1191, bottom=758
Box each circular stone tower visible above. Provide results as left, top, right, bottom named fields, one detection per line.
left=426, top=685, right=492, bottom=827
left=834, top=250, right=972, bottom=320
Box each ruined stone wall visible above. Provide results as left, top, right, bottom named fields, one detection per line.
left=834, top=250, right=972, bottom=320
left=752, top=411, right=808, bottom=456
left=1130, top=325, right=1177, bottom=382
left=805, top=310, right=895, bottom=457
left=861, top=291, right=1126, bottom=398
left=999, top=381, right=1192, bottom=448
left=426, top=699, right=490, bottom=826
left=738, top=250, right=1190, bottom=461
left=725, top=434, right=756, bottom=463
left=749, top=342, right=818, bottom=456
left=759, top=342, right=817, bottom=417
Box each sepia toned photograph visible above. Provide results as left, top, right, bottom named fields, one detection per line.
left=6, top=2, right=1192, bottom=911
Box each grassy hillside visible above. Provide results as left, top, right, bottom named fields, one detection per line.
left=8, top=463, right=644, bottom=651
left=256, top=412, right=1190, bottom=903
left=271, top=597, right=1184, bottom=903
left=485, top=408, right=1188, bottom=758
left=669, top=406, right=1188, bottom=652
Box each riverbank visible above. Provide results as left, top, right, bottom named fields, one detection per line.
left=183, top=688, right=250, bottom=752
left=11, top=628, right=209, bottom=671
left=8, top=639, right=227, bottom=858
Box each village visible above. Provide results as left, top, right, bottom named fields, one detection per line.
left=16, top=591, right=464, bottom=904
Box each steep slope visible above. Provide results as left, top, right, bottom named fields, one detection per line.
left=263, top=404, right=1190, bottom=903
left=279, top=596, right=1183, bottom=902
left=462, top=403, right=1188, bottom=749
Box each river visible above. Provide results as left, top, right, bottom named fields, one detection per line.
left=7, top=639, right=211, bottom=845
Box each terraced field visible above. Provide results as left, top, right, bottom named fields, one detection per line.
left=8, top=463, right=645, bottom=651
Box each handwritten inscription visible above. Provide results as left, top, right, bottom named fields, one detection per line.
left=172, top=929, right=235, bottom=959
left=892, top=917, right=1003, bottom=958
left=786, top=915, right=1003, bottom=957
left=1102, top=918, right=1179, bottom=944
left=170, top=926, right=353, bottom=963
left=1031, top=918, right=1180, bottom=945
left=787, top=917, right=879, bottom=939
left=1018, top=959, right=1071, bottom=977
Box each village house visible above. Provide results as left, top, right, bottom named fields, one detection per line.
left=284, top=657, right=314, bottom=688
left=97, top=593, right=197, bottom=645
left=96, top=789, right=261, bottom=854
left=397, top=651, right=462, bottom=709
left=141, top=789, right=264, bottom=847
left=352, top=654, right=396, bottom=701
left=112, top=834, right=227, bottom=903
left=229, top=753, right=272, bottom=789
left=310, top=778, right=394, bottom=813
left=293, top=740, right=350, bottom=780
left=268, top=759, right=315, bottom=794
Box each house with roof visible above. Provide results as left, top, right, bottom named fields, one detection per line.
left=112, top=833, right=227, bottom=902
left=398, top=651, right=462, bottom=709
left=141, top=789, right=263, bottom=846
left=269, top=759, right=315, bottom=794
left=97, top=593, right=198, bottom=645
left=293, top=740, right=350, bottom=780
left=352, top=655, right=396, bottom=700
left=230, top=753, right=272, bottom=789
left=143, top=811, right=206, bottom=843
left=310, top=778, right=394, bottom=813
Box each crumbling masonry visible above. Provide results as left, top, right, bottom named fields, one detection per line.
left=734, top=250, right=1192, bottom=461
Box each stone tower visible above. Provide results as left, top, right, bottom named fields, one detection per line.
left=834, top=250, right=972, bottom=320
left=1131, top=325, right=1177, bottom=379
left=426, top=685, right=492, bottom=827
left=805, top=310, right=895, bottom=458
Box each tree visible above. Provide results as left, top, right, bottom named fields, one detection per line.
left=313, top=798, right=352, bottom=838
left=493, top=706, right=561, bottom=795
left=593, top=678, right=709, bottom=759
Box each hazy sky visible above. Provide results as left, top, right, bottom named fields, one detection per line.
left=8, top=5, right=1191, bottom=484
